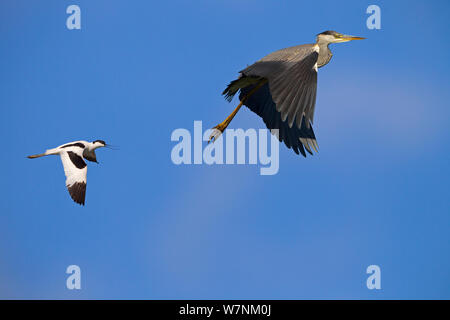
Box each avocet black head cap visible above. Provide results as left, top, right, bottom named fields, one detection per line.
left=92, top=140, right=107, bottom=149
left=93, top=139, right=106, bottom=146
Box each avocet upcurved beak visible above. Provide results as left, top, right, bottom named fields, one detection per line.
left=105, top=144, right=119, bottom=150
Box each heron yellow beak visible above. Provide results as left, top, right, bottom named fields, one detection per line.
left=341, top=35, right=366, bottom=42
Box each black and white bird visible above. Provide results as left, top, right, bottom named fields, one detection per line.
left=27, top=140, right=108, bottom=205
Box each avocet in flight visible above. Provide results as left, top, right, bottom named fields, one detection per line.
left=27, top=140, right=109, bottom=206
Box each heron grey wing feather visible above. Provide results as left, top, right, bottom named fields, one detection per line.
left=269, top=52, right=318, bottom=128
left=296, top=82, right=315, bottom=129
left=241, top=44, right=319, bottom=130
left=307, top=85, right=318, bottom=124
left=285, top=82, right=307, bottom=126
left=302, top=71, right=318, bottom=128
left=271, top=69, right=304, bottom=117
left=289, top=84, right=310, bottom=128
left=240, top=44, right=314, bottom=77
left=284, top=68, right=315, bottom=127
left=279, top=78, right=306, bottom=124
left=240, top=82, right=318, bottom=157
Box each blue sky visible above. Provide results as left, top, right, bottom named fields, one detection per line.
left=0, top=0, right=449, bottom=299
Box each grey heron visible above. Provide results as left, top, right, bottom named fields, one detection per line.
left=209, top=30, right=365, bottom=156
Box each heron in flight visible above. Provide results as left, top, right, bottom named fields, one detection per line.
left=27, top=140, right=109, bottom=205
left=209, top=30, right=365, bottom=156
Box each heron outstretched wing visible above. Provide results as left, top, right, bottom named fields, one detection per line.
left=241, top=44, right=319, bottom=130
left=222, top=44, right=319, bottom=155
left=240, top=82, right=317, bottom=156
left=59, top=148, right=87, bottom=205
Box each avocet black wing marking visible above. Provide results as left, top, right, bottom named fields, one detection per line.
left=83, top=149, right=98, bottom=163
left=59, top=148, right=87, bottom=205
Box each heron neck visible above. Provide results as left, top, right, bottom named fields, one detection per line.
left=316, top=42, right=333, bottom=68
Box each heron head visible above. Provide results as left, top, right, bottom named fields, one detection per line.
left=316, top=30, right=365, bottom=44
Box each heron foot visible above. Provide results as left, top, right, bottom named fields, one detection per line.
left=208, top=123, right=227, bottom=144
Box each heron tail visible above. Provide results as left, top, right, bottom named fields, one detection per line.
left=222, top=75, right=265, bottom=102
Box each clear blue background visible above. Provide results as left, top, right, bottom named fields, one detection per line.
left=1, top=0, right=449, bottom=299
